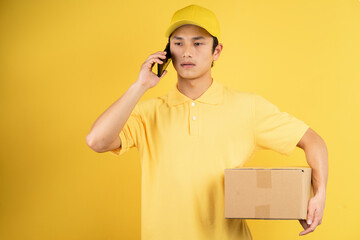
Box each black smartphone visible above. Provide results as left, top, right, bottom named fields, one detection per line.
left=157, top=43, right=172, bottom=77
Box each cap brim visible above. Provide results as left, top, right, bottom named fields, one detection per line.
left=165, top=20, right=213, bottom=38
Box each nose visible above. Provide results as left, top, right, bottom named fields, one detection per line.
left=183, top=44, right=193, bottom=58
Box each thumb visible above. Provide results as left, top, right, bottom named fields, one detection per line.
left=307, top=206, right=314, bottom=225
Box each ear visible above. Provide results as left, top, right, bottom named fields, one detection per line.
left=213, top=43, right=223, bottom=61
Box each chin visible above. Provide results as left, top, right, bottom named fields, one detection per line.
left=178, top=71, right=200, bottom=79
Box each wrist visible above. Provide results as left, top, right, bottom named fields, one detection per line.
left=314, top=187, right=326, bottom=197
left=132, top=81, right=149, bottom=94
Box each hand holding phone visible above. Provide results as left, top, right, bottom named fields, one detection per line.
left=135, top=50, right=169, bottom=90
left=157, top=43, right=172, bottom=77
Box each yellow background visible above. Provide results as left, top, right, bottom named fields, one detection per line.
left=1, top=0, right=359, bottom=239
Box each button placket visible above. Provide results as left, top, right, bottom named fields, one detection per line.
left=189, top=101, right=199, bottom=136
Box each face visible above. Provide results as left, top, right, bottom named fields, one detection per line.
left=169, top=24, right=222, bottom=81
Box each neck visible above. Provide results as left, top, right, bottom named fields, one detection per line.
left=176, top=70, right=213, bottom=100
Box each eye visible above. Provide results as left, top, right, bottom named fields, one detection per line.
left=174, top=42, right=181, bottom=45
left=195, top=43, right=202, bottom=46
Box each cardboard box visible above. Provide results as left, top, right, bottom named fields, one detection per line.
left=224, top=167, right=313, bottom=219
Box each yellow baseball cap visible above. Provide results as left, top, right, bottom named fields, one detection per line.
left=165, top=4, right=220, bottom=40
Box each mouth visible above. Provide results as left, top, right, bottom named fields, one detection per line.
left=181, top=64, right=195, bottom=68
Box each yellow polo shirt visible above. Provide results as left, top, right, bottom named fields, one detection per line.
left=110, top=78, right=309, bottom=240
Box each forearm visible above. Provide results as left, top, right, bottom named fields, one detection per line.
left=86, top=82, right=148, bottom=150
left=303, top=138, right=328, bottom=196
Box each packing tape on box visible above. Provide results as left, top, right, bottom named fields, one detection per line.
left=256, top=169, right=272, bottom=189
left=255, top=170, right=272, bottom=218
left=255, top=204, right=271, bottom=218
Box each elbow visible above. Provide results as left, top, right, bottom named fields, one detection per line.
left=86, top=133, right=104, bottom=153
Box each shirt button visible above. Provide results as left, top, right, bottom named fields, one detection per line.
left=191, top=102, right=195, bottom=106
left=192, top=116, right=196, bottom=120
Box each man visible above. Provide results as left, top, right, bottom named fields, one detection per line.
left=86, top=4, right=328, bottom=239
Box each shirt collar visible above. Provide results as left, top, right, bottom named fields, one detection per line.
left=167, top=78, right=223, bottom=107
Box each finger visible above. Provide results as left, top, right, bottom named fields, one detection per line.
left=152, top=58, right=164, bottom=64
left=299, top=222, right=318, bottom=236
left=298, top=219, right=308, bottom=230
left=148, top=53, right=166, bottom=59
left=299, top=221, right=314, bottom=236
left=154, top=51, right=167, bottom=55
left=147, top=52, right=167, bottom=60
left=306, top=203, right=315, bottom=225
left=299, top=209, right=320, bottom=236
left=145, top=58, right=164, bottom=69
left=310, top=209, right=321, bottom=229
left=148, top=53, right=167, bottom=60
left=146, top=56, right=165, bottom=66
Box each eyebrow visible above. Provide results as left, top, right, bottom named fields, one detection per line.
left=171, top=36, right=206, bottom=41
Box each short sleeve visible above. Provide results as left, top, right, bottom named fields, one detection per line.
left=252, top=93, right=310, bottom=156
left=109, top=103, right=145, bottom=156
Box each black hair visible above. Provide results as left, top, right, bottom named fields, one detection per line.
left=167, top=35, right=219, bottom=68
